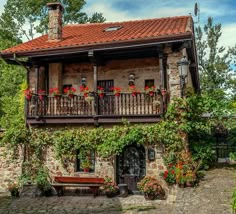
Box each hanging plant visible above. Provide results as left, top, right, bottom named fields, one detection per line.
left=145, top=86, right=156, bottom=97
left=23, top=89, right=33, bottom=100
left=49, top=88, right=60, bottom=98
left=80, top=85, right=90, bottom=97
left=97, top=86, right=105, bottom=98
left=129, top=85, right=140, bottom=97
left=63, top=87, right=76, bottom=99
left=111, top=87, right=122, bottom=97
left=38, top=89, right=46, bottom=101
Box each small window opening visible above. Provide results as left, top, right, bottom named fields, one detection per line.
left=104, top=26, right=122, bottom=32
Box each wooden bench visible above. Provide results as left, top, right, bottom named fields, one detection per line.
left=52, top=176, right=104, bottom=198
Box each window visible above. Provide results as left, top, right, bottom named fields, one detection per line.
left=63, top=84, right=72, bottom=91
left=145, top=79, right=155, bottom=88
left=76, top=150, right=95, bottom=173
left=104, top=26, right=122, bottom=32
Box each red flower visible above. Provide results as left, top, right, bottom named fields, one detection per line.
left=111, top=87, right=121, bottom=96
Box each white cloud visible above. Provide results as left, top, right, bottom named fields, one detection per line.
left=220, top=23, right=236, bottom=48
left=0, top=0, right=6, bottom=14
left=84, top=3, right=137, bottom=22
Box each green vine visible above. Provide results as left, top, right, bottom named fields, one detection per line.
left=1, top=94, right=234, bottom=174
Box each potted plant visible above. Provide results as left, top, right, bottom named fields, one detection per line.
left=144, top=86, right=156, bottom=97
left=63, top=87, right=76, bottom=99
left=111, top=87, right=121, bottom=97
left=185, top=170, right=196, bottom=187
left=137, top=176, right=165, bottom=200
left=101, top=176, right=119, bottom=198
left=129, top=85, right=140, bottom=97
left=80, top=85, right=90, bottom=97
left=97, top=86, right=105, bottom=98
left=160, top=164, right=176, bottom=185
left=23, top=89, right=33, bottom=100
left=49, top=87, right=60, bottom=99
left=7, top=181, right=20, bottom=197
left=38, top=89, right=46, bottom=101
left=35, top=167, right=52, bottom=197
left=81, top=159, right=92, bottom=172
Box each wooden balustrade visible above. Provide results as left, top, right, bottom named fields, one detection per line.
left=26, top=92, right=163, bottom=117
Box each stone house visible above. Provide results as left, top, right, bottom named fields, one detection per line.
left=0, top=2, right=199, bottom=194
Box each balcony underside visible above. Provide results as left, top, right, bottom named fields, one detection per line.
left=27, top=114, right=162, bottom=125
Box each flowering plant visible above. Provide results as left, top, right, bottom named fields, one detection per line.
left=64, top=87, right=76, bottom=98
left=7, top=181, right=19, bottom=197
left=38, top=89, right=45, bottom=101
left=137, top=176, right=165, bottom=199
left=111, top=87, right=122, bottom=97
left=101, top=176, right=119, bottom=194
left=49, top=88, right=60, bottom=97
left=80, top=85, right=90, bottom=97
left=24, top=89, right=33, bottom=100
left=97, top=86, right=105, bottom=98
left=81, top=158, right=92, bottom=169
left=129, top=85, right=140, bottom=97
left=160, top=164, right=176, bottom=185
left=145, top=86, right=156, bottom=97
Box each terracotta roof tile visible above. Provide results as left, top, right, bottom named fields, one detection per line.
left=1, top=16, right=193, bottom=55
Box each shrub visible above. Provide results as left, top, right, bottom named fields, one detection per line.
left=138, top=176, right=165, bottom=199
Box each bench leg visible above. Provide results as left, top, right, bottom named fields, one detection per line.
left=54, top=186, right=64, bottom=197
left=89, top=187, right=99, bottom=198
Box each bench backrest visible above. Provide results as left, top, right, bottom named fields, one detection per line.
left=54, top=176, right=104, bottom=184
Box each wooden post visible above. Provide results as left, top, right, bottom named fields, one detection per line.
left=159, top=53, right=164, bottom=113
left=35, top=65, right=39, bottom=116
left=88, top=50, right=99, bottom=118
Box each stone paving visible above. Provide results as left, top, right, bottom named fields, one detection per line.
left=0, top=166, right=234, bottom=214
left=173, top=165, right=235, bottom=214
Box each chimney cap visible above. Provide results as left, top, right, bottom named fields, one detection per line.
left=47, top=2, right=64, bottom=11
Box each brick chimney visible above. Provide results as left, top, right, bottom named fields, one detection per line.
left=47, top=2, right=64, bottom=41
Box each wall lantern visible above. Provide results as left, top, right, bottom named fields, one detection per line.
left=148, top=148, right=155, bottom=161
left=128, top=73, right=135, bottom=86
left=177, top=56, right=189, bottom=98
left=81, top=76, right=87, bottom=87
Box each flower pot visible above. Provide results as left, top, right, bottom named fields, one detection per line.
left=11, top=190, right=19, bottom=197
left=83, top=168, right=90, bottom=172
left=68, top=94, right=74, bottom=99
left=144, top=193, right=156, bottom=200
left=178, top=183, right=185, bottom=188
left=26, top=95, right=32, bottom=100
left=186, top=181, right=194, bottom=187
left=105, top=191, right=118, bottom=198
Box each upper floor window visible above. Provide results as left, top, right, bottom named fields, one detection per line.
left=145, top=79, right=155, bottom=88
left=76, top=150, right=95, bottom=173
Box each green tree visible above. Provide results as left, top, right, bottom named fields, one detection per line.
left=0, top=0, right=106, bottom=41
left=195, top=17, right=236, bottom=102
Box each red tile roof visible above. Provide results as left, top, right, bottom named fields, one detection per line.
left=1, top=16, right=193, bottom=56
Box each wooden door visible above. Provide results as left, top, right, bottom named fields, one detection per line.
left=97, top=80, right=114, bottom=115
left=117, top=144, right=146, bottom=192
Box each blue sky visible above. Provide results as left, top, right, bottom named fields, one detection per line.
left=0, top=0, right=235, bottom=48
left=84, top=0, right=236, bottom=48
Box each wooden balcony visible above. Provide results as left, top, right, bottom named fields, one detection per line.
left=26, top=92, right=165, bottom=125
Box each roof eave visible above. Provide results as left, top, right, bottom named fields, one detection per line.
left=1, top=33, right=193, bottom=59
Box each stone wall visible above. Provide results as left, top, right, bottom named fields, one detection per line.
left=0, top=146, right=24, bottom=194
left=63, top=57, right=160, bottom=91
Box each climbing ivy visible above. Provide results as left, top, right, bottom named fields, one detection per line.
left=1, top=93, right=234, bottom=169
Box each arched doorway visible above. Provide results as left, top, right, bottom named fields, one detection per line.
left=116, top=144, right=146, bottom=192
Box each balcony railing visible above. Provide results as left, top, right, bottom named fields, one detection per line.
left=26, top=92, right=164, bottom=118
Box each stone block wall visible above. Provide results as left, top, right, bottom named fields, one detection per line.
left=0, top=146, right=24, bottom=193
left=62, top=57, right=160, bottom=92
